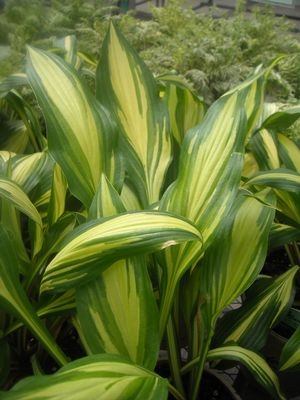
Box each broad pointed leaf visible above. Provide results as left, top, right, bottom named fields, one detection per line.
left=0, top=354, right=168, bottom=400
left=213, top=266, right=299, bottom=350
left=0, top=176, right=41, bottom=225
left=41, top=211, right=201, bottom=293
left=96, top=23, right=172, bottom=207
left=207, top=345, right=285, bottom=400
left=158, top=67, right=269, bottom=336
left=26, top=46, right=117, bottom=208
left=77, top=175, right=159, bottom=369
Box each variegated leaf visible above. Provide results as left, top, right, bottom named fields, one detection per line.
left=269, top=223, right=300, bottom=249
left=277, top=133, right=300, bottom=173
left=249, top=129, right=280, bottom=170
left=0, top=354, right=168, bottom=400
left=47, top=163, right=68, bottom=226
left=76, top=256, right=158, bottom=370
left=0, top=225, right=67, bottom=366
left=246, top=168, right=300, bottom=192
left=261, top=104, right=300, bottom=131
left=279, top=323, right=300, bottom=371
left=158, top=74, right=205, bottom=145
left=26, top=46, right=117, bottom=208
left=213, top=266, right=299, bottom=350
left=41, top=211, right=201, bottom=293
left=197, top=189, right=275, bottom=331
left=96, top=23, right=172, bottom=207
left=77, top=175, right=159, bottom=369
left=0, top=176, right=41, bottom=225
left=158, top=67, right=268, bottom=336
left=207, top=345, right=285, bottom=400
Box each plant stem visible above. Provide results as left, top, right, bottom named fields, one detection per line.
left=190, top=329, right=214, bottom=400
left=166, top=316, right=186, bottom=398
left=168, top=383, right=186, bottom=400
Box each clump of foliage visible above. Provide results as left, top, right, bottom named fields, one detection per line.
left=0, top=21, right=299, bottom=400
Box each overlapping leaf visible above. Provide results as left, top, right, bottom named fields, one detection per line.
left=41, top=211, right=201, bottom=293
left=26, top=46, right=117, bottom=208
left=207, top=345, right=285, bottom=400
left=158, top=67, right=268, bottom=335
left=77, top=175, right=159, bottom=370
left=0, top=354, right=168, bottom=400
left=96, top=23, right=172, bottom=207
left=197, top=189, right=276, bottom=335
left=279, top=324, right=300, bottom=371
left=0, top=225, right=67, bottom=366
left=213, top=265, right=299, bottom=350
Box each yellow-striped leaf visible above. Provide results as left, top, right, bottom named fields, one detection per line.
left=277, top=133, right=300, bottom=173
left=249, top=129, right=280, bottom=171
left=158, top=74, right=206, bottom=145
left=207, top=345, right=285, bottom=400
left=246, top=168, right=300, bottom=192
left=261, top=104, right=300, bottom=131
left=0, top=176, right=41, bottom=225
left=213, top=266, right=299, bottom=350
left=279, top=324, right=300, bottom=371
left=26, top=46, right=117, bottom=208
left=0, top=354, right=168, bottom=400
left=0, top=225, right=67, bottom=367
left=96, top=23, right=172, bottom=207
left=41, top=211, right=201, bottom=293
left=76, top=257, right=159, bottom=369
left=158, top=67, right=268, bottom=336
left=269, top=223, right=300, bottom=249
left=198, top=189, right=276, bottom=330
left=47, top=163, right=68, bottom=226
left=77, top=175, right=159, bottom=369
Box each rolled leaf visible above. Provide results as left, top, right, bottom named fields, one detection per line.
left=0, top=354, right=168, bottom=400
left=249, top=129, right=280, bottom=171
left=41, top=211, right=201, bottom=293
left=47, top=163, right=68, bottom=226
left=158, top=74, right=205, bottom=145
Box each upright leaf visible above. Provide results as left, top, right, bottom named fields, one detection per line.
left=279, top=323, right=300, bottom=371
left=158, top=67, right=268, bottom=336
left=0, top=225, right=67, bottom=367
left=198, top=190, right=276, bottom=332
left=26, top=47, right=117, bottom=208
left=96, top=23, right=172, bottom=207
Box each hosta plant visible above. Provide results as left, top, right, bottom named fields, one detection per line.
left=0, top=23, right=299, bottom=399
